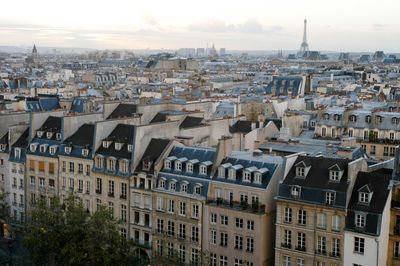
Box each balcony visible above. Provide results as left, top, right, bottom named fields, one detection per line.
left=329, top=252, right=341, bottom=258
left=77, top=189, right=83, bottom=193
left=108, top=192, right=114, bottom=198
left=18, top=185, right=24, bottom=190
left=133, top=239, right=152, bottom=249
left=12, top=184, right=17, bottom=189
left=206, top=198, right=265, bottom=214
left=19, top=203, right=24, bottom=207
left=12, top=202, right=17, bottom=206
left=295, top=246, right=306, bottom=252
left=11, top=169, right=17, bottom=173
left=281, top=242, right=291, bottom=249
left=120, top=194, right=127, bottom=200
left=315, top=249, right=327, bottom=256
left=18, top=170, right=24, bottom=174
left=96, top=189, right=102, bottom=194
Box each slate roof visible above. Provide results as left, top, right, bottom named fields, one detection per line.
left=38, top=116, right=62, bottom=133
left=179, top=116, right=204, bottom=129
left=12, top=129, right=29, bottom=148
left=265, top=76, right=303, bottom=96
left=107, top=104, right=137, bottom=119
left=135, top=138, right=171, bottom=173
left=0, top=132, right=8, bottom=144
left=95, top=124, right=135, bottom=159
left=150, top=113, right=167, bottom=123
left=63, top=124, right=95, bottom=147
left=229, top=120, right=273, bottom=134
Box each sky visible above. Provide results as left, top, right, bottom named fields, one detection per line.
left=0, top=0, right=399, bottom=52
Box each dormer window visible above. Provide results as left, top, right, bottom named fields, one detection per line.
left=194, top=186, right=201, bottom=195
left=169, top=181, right=176, bottom=191
left=365, top=115, right=371, bottom=123
left=355, top=214, right=366, bottom=228
left=159, top=179, right=165, bottom=189
left=40, top=145, right=47, bottom=153
left=108, top=159, right=116, bottom=171
left=120, top=161, right=129, bottom=173
left=359, top=192, right=371, bottom=204
left=218, top=167, right=225, bottom=178
left=349, top=115, right=357, bottom=122
left=323, top=113, right=330, bottom=120
left=228, top=168, right=236, bottom=180
left=143, top=161, right=150, bottom=170
left=30, top=143, right=38, bottom=152
left=0, top=144, right=5, bottom=151
left=199, top=165, right=207, bottom=175
left=393, top=117, right=399, bottom=125
left=127, top=144, right=133, bottom=152
left=243, top=171, right=251, bottom=182
left=186, top=163, right=193, bottom=173
left=95, top=156, right=103, bottom=168
left=46, top=132, right=53, bottom=139
left=115, top=143, right=122, bottom=151
left=181, top=184, right=188, bottom=193
left=65, top=146, right=72, bottom=154
left=375, top=116, right=382, bottom=124
left=15, top=148, right=21, bottom=159
left=254, top=172, right=262, bottom=184
left=330, top=171, right=340, bottom=181
left=56, top=133, right=61, bottom=140
left=102, top=141, right=110, bottom=148
left=82, top=149, right=89, bottom=157
left=164, top=160, right=171, bottom=169
left=175, top=161, right=182, bottom=171
left=37, top=131, right=43, bottom=138
left=291, top=186, right=300, bottom=199
left=296, top=167, right=305, bottom=177
left=49, top=146, right=57, bottom=155
left=334, top=114, right=341, bottom=121
left=325, top=192, right=335, bottom=205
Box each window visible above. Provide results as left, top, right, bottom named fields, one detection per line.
left=228, top=168, right=236, bottom=179
left=365, top=115, right=371, bottom=123
left=359, top=192, right=370, bottom=204
left=390, top=132, right=395, bottom=141
left=167, top=242, right=173, bottom=258
left=108, top=159, right=116, bottom=171
left=317, top=236, right=326, bottom=254
left=322, top=127, right=326, bottom=137
left=157, top=240, right=163, bottom=255
left=179, top=245, right=185, bottom=263
left=284, top=207, right=292, bottom=223
left=78, top=180, right=83, bottom=192
left=159, top=179, right=165, bottom=189
left=186, top=163, right=193, bottom=172
left=317, top=213, right=327, bottom=229
left=243, top=171, right=251, bottom=182
left=283, top=255, right=291, bottom=266
left=178, top=223, right=186, bottom=239
left=200, top=165, right=207, bottom=175
left=221, top=215, right=228, bottom=225
left=391, top=147, right=396, bottom=156
left=164, top=160, right=171, bottom=169
left=235, top=235, right=243, bottom=250
left=240, top=193, right=248, bottom=203
left=108, top=180, right=114, bottom=196
left=157, top=218, right=164, bottom=233
left=157, top=197, right=164, bottom=211
left=331, top=128, right=336, bottom=138
left=195, top=186, right=201, bottom=195
left=356, top=214, right=365, bottom=227
left=218, top=167, right=225, bottom=178
left=210, top=230, right=217, bottom=245
left=108, top=202, right=114, bottom=218
left=179, top=201, right=186, bottom=216
left=235, top=259, right=243, bottom=266
left=169, top=181, right=176, bottom=191
left=296, top=167, right=305, bottom=177
left=220, top=256, right=228, bottom=266
left=371, top=145, right=376, bottom=155
left=121, top=183, right=127, bottom=198
left=175, top=161, right=182, bottom=171
left=254, top=172, right=262, bottom=184
left=191, top=248, right=199, bottom=265
left=329, top=171, right=340, bottom=181
left=121, top=204, right=126, bottom=222
left=168, top=199, right=175, bottom=213
left=192, top=204, right=199, bottom=218
left=96, top=199, right=102, bottom=211
left=211, top=213, right=217, bottom=224
left=394, top=241, right=400, bottom=258
left=39, top=178, right=45, bottom=188
left=181, top=184, right=188, bottom=193
left=326, top=192, right=335, bottom=205
left=332, top=215, right=341, bottom=231
left=210, top=253, right=217, bottom=266
left=297, top=232, right=306, bottom=251
left=349, top=129, right=353, bottom=137
left=69, top=162, right=74, bottom=172
left=167, top=220, right=175, bottom=236
left=220, top=232, right=228, bottom=247
left=236, top=218, right=243, bottom=228
left=191, top=226, right=199, bottom=242
left=291, top=187, right=300, bottom=198
left=246, top=237, right=254, bottom=252
left=298, top=210, right=306, bottom=225
left=247, top=220, right=254, bottom=230
left=384, top=146, right=389, bottom=156
left=332, top=238, right=340, bottom=257
left=284, top=230, right=291, bottom=247
left=297, top=258, right=305, bottom=266
left=96, top=178, right=102, bottom=193
left=354, top=237, right=365, bottom=254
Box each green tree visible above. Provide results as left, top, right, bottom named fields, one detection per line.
left=23, top=195, right=136, bottom=265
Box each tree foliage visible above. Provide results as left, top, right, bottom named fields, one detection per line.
left=23, top=195, right=135, bottom=265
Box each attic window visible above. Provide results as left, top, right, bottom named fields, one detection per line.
left=65, top=146, right=72, bottom=154
left=143, top=161, right=150, bottom=170
left=37, top=131, right=43, bottom=138
left=325, top=192, right=335, bottom=205
left=120, top=161, right=129, bottom=173
left=254, top=172, right=262, bottom=184
left=296, top=167, right=305, bottom=177
left=164, top=160, right=171, bottom=169
left=56, top=133, right=61, bottom=140
left=194, top=186, right=201, bottom=195
left=30, top=143, right=38, bottom=152
left=82, top=149, right=89, bottom=157
left=243, top=171, right=251, bottom=182
left=175, top=161, right=182, bottom=171
left=159, top=179, right=165, bottom=189
left=323, top=113, right=330, bottom=120
left=15, top=148, right=21, bottom=159
left=228, top=168, right=236, bottom=180
left=103, top=141, right=110, bottom=148
left=0, top=144, right=5, bottom=152
left=107, top=159, right=116, bottom=171
left=334, top=114, right=341, bottom=121
left=393, top=117, right=399, bottom=125
left=365, top=115, right=371, bottom=123
left=46, top=132, right=53, bottom=139
left=49, top=146, right=57, bottom=155
left=291, top=186, right=300, bottom=199
left=186, top=163, right=193, bottom=173
left=218, top=167, right=225, bottom=178
left=115, top=143, right=122, bottom=151
left=181, top=184, right=188, bottom=193
left=329, top=171, right=340, bottom=181
left=127, top=144, right=133, bottom=152
left=199, top=165, right=207, bottom=175
left=40, top=145, right=47, bottom=153
left=359, top=192, right=371, bottom=204
left=349, top=115, right=357, bottom=122
left=169, top=181, right=176, bottom=191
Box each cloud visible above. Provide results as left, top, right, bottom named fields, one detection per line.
left=188, top=19, right=235, bottom=32
left=372, top=23, right=389, bottom=31
left=141, top=10, right=158, bottom=26
left=188, top=19, right=283, bottom=34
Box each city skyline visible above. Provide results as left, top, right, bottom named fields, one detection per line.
left=0, top=0, right=399, bottom=52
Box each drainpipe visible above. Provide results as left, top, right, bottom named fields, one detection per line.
left=313, top=208, right=316, bottom=266
left=375, top=238, right=379, bottom=266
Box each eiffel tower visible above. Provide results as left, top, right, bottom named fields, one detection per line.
left=299, top=18, right=309, bottom=56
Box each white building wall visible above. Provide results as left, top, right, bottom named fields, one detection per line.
left=344, top=232, right=378, bottom=266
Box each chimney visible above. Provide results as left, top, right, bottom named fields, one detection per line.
left=211, top=136, right=232, bottom=177
left=251, top=121, right=256, bottom=130
left=393, top=146, right=400, bottom=178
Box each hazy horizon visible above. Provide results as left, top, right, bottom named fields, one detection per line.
left=1, top=0, right=399, bottom=52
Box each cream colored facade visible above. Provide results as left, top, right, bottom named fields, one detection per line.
left=387, top=184, right=400, bottom=266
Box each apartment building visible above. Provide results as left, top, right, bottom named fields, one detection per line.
left=130, top=138, right=171, bottom=260
left=26, top=116, right=62, bottom=209
left=343, top=169, right=392, bottom=266
left=58, top=124, right=95, bottom=212
left=387, top=182, right=400, bottom=265
left=92, top=124, right=134, bottom=237
left=203, top=148, right=283, bottom=266
left=152, top=145, right=212, bottom=265
left=275, top=155, right=364, bottom=266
